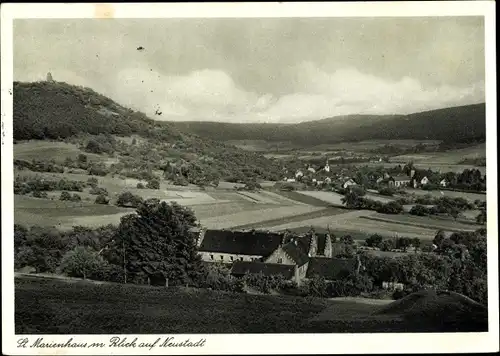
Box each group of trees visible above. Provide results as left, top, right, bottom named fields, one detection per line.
left=341, top=188, right=404, bottom=214
left=365, top=234, right=421, bottom=252
left=14, top=175, right=85, bottom=196
left=15, top=200, right=206, bottom=287
left=14, top=159, right=65, bottom=174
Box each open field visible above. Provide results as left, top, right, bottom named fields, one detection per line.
left=402, top=188, right=487, bottom=202
left=14, top=141, right=119, bottom=165
left=354, top=161, right=486, bottom=174
left=266, top=210, right=441, bottom=240
left=389, top=143, right=486, bottom=164
left=362, top=213, right=480, bottom=232
left=15, top=276, right=487, bottom=333
left=199, top=205, right=323, bottom=230
left=296, top=190, right=345, bottom=206
left=231, top=207, right=347, bottom=230
left=309, top=140, right=442, bottom=153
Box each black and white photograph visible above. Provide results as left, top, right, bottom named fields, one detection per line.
left=1, top=2, right=498, bottom=355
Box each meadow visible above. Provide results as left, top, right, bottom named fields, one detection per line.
left=361, top=214, right=480, bottom=233
left=267, top=210, right=439, bottom=240
left=15, top=276, right=487, bottom=334
left=403, top=188, right=487, bottom=202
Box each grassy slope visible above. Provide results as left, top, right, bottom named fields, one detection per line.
left=15, top=276, right=487, bottom=334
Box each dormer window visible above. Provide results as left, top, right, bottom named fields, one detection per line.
left=277, top=258, right=283, bottom=264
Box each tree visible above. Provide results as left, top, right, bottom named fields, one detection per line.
left=366, top=234, right=383, bottom=248
left=59, top=246, right=102, bottom=279
left=434, top=230, right=446, bottom=249
left=340, top=235, right=354, bottom=245
left=116, top=191, right=143, bottom=208
left=341, top=190, right=364, bottom=209
left=113, top=199, right=206, bottom=286
left=396, top=237, right=412, bottom=252
left=379, top=239, right=394, bottom=251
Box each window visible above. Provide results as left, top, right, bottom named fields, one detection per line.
left=220, top=255, right=224, bottom=261
left=277, top=258, right=283, bottom=264
left=230, top=256, right=234, bottom=261
left=210, top=254, right=214, bottom=260
left=240, top=257, right=244, bottom=261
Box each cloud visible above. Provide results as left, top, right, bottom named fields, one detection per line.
left=22, top=63, right=484, bottom=124
left=110, top=68, right=260, bottom=120
left=254, top=62, right=485, bottom=122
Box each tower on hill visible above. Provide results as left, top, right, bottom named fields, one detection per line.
left=46, top=72, right=54, bottom=82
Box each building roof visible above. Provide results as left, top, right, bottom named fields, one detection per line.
left=306, top=257, right=358, bottom=280
left=316, top=233, right=328, bottom=255
left=391, top=175, right=411, bottom=182
left=230, top=261, right=295, bottom=280
left=199, top=229, right=283, bottom=256
left=282, top=241, right=309, bottom=266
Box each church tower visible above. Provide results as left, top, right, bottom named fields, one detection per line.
left=46, top=72, right=54, bottom=82
left=324, top=158, right=330, bottom=172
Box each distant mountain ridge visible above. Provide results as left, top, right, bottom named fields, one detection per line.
left=170, top=104, right=486, bottom=146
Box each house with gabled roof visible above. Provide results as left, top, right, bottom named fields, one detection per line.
left=198, top=229, right=285, bottom=264
left=388, top=175, right=411, bottom=188
left=306, top=256, right=361, bottom=281
left=230, top=261, right=297, bottom=282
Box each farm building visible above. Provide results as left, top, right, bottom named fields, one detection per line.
left=420, top=176, right=430, bottom=186
left=198, top=228, right=351, bottom=284
left=230, top=261, right=298, bottom=282
left=388, top=175, right=411, bottom=188
left=440, top=179, right=448, bottom=187
left=342, top=178, right=357, bottom=189
left=197, top=229, right=285, bottom=263
left=305, top=256, right=361, bottom=281
left=295, top=170, right=304, bottom=178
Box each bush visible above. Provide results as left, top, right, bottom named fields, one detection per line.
left=89, top=186, right=108, bottom=196
left=409, top=204, right=430, bottom=216
left=32, top=190, right=48, bottom=199
left=86, top=177, right=99, bottom=188
left=95, top=194, right=109, bottom=205
left=136, top=183, right=146, bottom=189
left=60, top=191, right=72, bottom=201
left=146, top=179, right=160, bottom=190
left=378, top=187, right=395, bottom=196
left=70, top=193, right=81, bottom=202
left=376, top=201, right=403, bottom=214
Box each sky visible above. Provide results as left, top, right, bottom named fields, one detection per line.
left=14, top=17, right=485, bottom=123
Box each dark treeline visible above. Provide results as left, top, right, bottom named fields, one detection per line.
left=171, top=104, right=486, bottom=145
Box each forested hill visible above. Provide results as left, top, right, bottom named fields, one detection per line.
left=13, top=81, right=184, bottom=141
left=12, top=81, right=285, bottom=182
left=171, top=104, right=486, bottom=145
